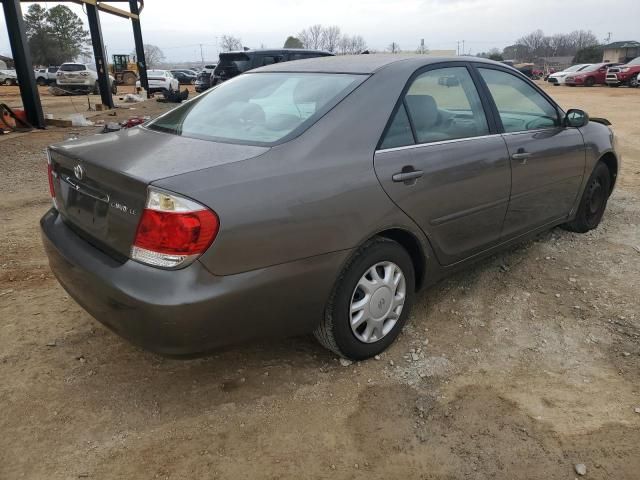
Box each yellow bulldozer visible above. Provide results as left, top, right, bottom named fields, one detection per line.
left=110, top=54, right=138, bottom=85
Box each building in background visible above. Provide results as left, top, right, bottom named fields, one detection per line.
left=602, top=41, right=640, bottom=63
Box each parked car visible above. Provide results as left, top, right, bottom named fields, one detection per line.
left=34, top=66, right=59, bottom=85
left=135, top=69, right=179, bottom=95
left=0, top=69, right=17, bottom=85
left=565, top=63, right=621, bottom=87
left=547, top=64, right=592, bottom=85
left=169, top=69, right=197, bottom=85
left=632, top=72, right=640, bottom=88
left=41, top=56, right=619, bottom=359
left=211, top=48, right=333, bottom=85
left=605, top=57, right=640, bottom=87
left=195, top=70, right=212, bottom=92
left=56, top=63, right=117, bottom=94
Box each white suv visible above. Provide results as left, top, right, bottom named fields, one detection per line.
left=136, top=69, right=179, bottom=95
left=56, top=63, right=116, bottom=94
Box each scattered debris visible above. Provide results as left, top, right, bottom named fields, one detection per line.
left=123, top=93, right=145, bottom=103
left=574, top=463, right=587, bottom=476
left=339, top=358, right=352, bottom=367
left=46, top=341, right=56, bottom=347
left=69, top=114, right=94, bottom=127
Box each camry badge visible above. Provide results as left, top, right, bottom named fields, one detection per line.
left=73, top=164, right=84, bottom=180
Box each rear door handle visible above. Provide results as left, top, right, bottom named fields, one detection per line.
left=392, top=170, right=424, bottom=183
left=512, top=152, right=532, bottom=162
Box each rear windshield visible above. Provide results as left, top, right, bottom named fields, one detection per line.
left=59, top=64, right=86, bottom=72
left=147, top=72, right=365, bottom=146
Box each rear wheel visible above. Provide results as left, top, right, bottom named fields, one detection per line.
left=562, top=162, right=611, bottom=233
left=585, top=77, right=595, bottom=87
left=3, top=78, right=12, bottom=86
left=314, top=237, right=415, bottom=360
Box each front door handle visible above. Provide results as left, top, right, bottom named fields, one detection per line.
left=392, top=169, right=424, bottom=183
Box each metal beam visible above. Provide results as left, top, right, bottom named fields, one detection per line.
left=2, top=0, right=45, bottom=128
left=85, top=2, right=114, bottom=108
left=129, top=0, right=149, bottom=96
left=23, top=0, right=140, bottom=19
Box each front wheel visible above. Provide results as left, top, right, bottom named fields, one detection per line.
left=314, top=237, right=415, bottom=360
left=562, top=162, right=611, bottom=233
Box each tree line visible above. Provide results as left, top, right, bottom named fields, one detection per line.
left=24, top=4, right=89, bottom=66
left=502, top=29, right=600, bottom=62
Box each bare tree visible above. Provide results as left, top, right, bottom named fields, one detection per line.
left=298, top=24, right=324, bottom=49
left=349, top=35, right=367, bottom=54
left=220, top=35, right=243, bottom=52
left=322, top=25, right=341, bottom=53
left=140, top=44, right=165, bottom=69
left=387, top=42, right=400, bottom=54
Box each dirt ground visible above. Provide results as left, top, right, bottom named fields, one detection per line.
left=1, top=83, right=639, bottom=480
left=0, top=84, right=197, bottom=120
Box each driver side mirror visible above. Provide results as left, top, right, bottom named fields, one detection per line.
left=565, top=109, right=589, bottom=128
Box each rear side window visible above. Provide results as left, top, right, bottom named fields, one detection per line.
left=148, top=72, right=365, bottom=145
left=261, top=55, right=284, bottom=66
left=380, top=66, right=489, bottom=148
left=59, top=64, right=86, bottom=72
left=217, top=53, right=251, bottom=73
left=380, top=105, right=414, bottom=149
left=479, top=68, right=559, bottom=132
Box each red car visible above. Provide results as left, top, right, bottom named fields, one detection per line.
left=565, top=63, right=620, bottom=86
left=605, top=57, right=640, bottom=87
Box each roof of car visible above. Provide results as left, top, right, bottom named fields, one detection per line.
left=223, top=48, right=332, bottom=56
left=256, top=54, right=500, bottom=74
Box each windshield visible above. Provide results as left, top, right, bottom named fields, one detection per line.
left=629, top=57, right=640, bottom=65
left=59, top=64, right=86, bottom=72
left=148, top=72, right=365, bottom=145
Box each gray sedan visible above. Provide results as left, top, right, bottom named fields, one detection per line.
left=41, top=55, right=619, bottom=359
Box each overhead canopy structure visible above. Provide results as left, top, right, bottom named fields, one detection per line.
left=1, top=0, right=149, bottom=129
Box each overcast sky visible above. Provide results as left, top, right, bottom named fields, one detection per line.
left=1, top=0, right=639, bottom=63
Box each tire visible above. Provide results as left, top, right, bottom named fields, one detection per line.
left=3, top=78, right=12, bottom=86
left=314, top=237, right=415, bottom=360
left=562, top=162, right=611, bottom=233
left=36, top=77, right=47, bottom=86
left=585, top=77, right=595, bottom=87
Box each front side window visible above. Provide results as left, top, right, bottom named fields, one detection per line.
left=148, top=72, right=365, bottom=145
left=380, top=66, right=489, bottom=148
left=479, top=68, right=559, bottom=133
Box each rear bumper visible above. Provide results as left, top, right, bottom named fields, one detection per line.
left=41, top=208, right=349, bottom=355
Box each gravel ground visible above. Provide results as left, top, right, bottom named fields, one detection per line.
left=1, top=83, right=639, bottom=480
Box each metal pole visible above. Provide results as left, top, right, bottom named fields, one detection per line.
left=85, top=3, right=114, bottom=108
left=129, top=0, right=149, bottom=97
left=2, top=0, right=45, bottom=128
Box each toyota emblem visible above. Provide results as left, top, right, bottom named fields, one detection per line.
left=73, top=164, right=84, bottom=180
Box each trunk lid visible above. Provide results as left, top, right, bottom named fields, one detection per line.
left=49, top=127, right=268, bottom=260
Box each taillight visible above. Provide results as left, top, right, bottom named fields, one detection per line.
left=46, top=151, right=58, bottom=209
left=131, top=188, right=219, bottom=269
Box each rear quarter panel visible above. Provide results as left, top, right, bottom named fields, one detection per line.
left=153, top=62, right=435, bottom=276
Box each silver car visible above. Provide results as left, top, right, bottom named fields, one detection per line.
left=41, top=55, right=619, bottom=359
